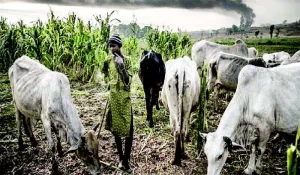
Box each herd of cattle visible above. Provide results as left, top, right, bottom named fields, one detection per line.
left=7, top=38, right=300, bottom=175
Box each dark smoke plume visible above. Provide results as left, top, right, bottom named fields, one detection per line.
left=36, top=0, right=256, bottom=27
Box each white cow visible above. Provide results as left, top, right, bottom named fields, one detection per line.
left=248, top=47, right=258, bottom=58
left=201, top=63, right=300, bottom=175
left=8, top=56, right=101, bottom=174
left=191, top=39, right=249, bottom=71
left=262, top=51, right=290, bottom=66
left=161, top=56, right=200, bottom=166
left=207, top=52, right=267, bottom=92
left=206, top=52, right=267, bottom=110
left=281, top=50, right=300, bottom=65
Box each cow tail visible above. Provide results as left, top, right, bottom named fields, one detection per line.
left=173, top=67, right=185, bottom=165
left=177, top=67, right=185, bottom=133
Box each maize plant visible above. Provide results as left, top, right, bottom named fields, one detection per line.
left=287, top=123, right=300, bottom=175
left=197, top=64, right=208, bottom=151
left=0, top=25, right=19, bottom=71
left=0, top=10, right=124, bottom=82
left=145, top=28, right=192, bottom=61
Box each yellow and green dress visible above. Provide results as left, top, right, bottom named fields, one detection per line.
left=102, top=55, right=133, bottom=137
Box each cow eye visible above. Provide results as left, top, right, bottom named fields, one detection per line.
left=217, top=154, right=223, bottom=160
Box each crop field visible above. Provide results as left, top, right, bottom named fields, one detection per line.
left=211, top=38, right=300, bottom=57
left=0, top=11, right=300, bottom=175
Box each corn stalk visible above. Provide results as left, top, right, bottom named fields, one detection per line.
left=0, top=10, right=121, bottom=82
left=145, top=28, right=192, bottom=61
left=287, top=123, right=300, bottom=175
left=197, top=64, right=208, bottom=151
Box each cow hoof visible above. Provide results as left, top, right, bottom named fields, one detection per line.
left=51, top=162, right=62, bottom=175
left=243, top=168, right=254, bottom=175
left=31, top=140, right=38, bottom=147
left=253, top=169, right=261, bottom=175
left=185, top=135, right=191, bottom=142
left=18, top=144, right=28, bottom=151
left=51, top=169, right=62, bottom=175
left=18, top=139, right=24, bottom=151
left=182, top=153, right=189, bottom=160
left=18, top=146, right=24, bottom=151
left=171, top=159, right=181, bottom=166
left=149, top=122, right=154, bottom=128
left=57, top=152, right=64, bottom=157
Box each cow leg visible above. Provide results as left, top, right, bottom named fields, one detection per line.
left=41, top=113, right=59, bottom=173
left=170, top=117, right=175, bottom=136
left=144, top=86, right=151, bottom=121
left=244, top=144, right=256, bottom=174
left=185, top=132, right=190, bottom=143
left=214, top=84, right=221, bottom=111
left=22, top=114, right=30, bottom=137
left=171, top=133, right=181, bottom=166
left=24, top=117, right=38, bottom=147
left=52, top=126, right=63, bottom=157
left=148, top=105, right=154, bottom=128
left=181, top=132, right=188, bottom=159
left=149, top=87, right=161, bottom=127
left=185, top=112, right=191, bottom=143
left=50, top=146, right=61, bottom=175
left=148, top=88, right=155, bottom=128
left=56, top=135, right=63, bottom=157
left=15, top=108, right=24, bottom=150
left=123, top=114, right=134, bottom=173
left=156, top=101, right=160, bottom=110
left=255, top=128, right=271, bottom=174
left=154, top=88, right=160, bottom=110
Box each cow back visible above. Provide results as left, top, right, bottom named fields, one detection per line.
left=139, top=50, right=166, bottom=86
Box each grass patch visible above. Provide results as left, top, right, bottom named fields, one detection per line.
left=210, top=37, right=300, bottom=56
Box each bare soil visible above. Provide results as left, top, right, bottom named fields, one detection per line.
left=0, top=73, right=294, bottom=175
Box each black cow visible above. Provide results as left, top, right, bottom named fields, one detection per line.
left=138, top=50, right=166, bottom=128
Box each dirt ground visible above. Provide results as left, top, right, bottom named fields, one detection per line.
left=0, top=73, right=295, bottom=175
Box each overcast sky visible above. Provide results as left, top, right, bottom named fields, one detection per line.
left=0, top=0, right=299, bottom=31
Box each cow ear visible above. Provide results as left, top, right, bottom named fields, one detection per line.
left=231, top=142, right=246, bottom=152
left=223, top=136, right=246, bottom=153
left=156, top=53, right=163, bottom=61
left=223, top=136, right=233, bottom=153
left=142, top=50, right=148, bottom=56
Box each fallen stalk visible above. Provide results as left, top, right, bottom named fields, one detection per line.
left=138, top=129, right=153, bottom=155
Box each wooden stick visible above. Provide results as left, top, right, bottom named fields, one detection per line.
left=97, top=98, right=109, bottom=139
left=99, top=160, right=130, bottom=174
left=138, top=129, right=153, bottom=155
left=0, top=139, right=18, bottom=143
left=99, top=160, right=121, bottom=171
